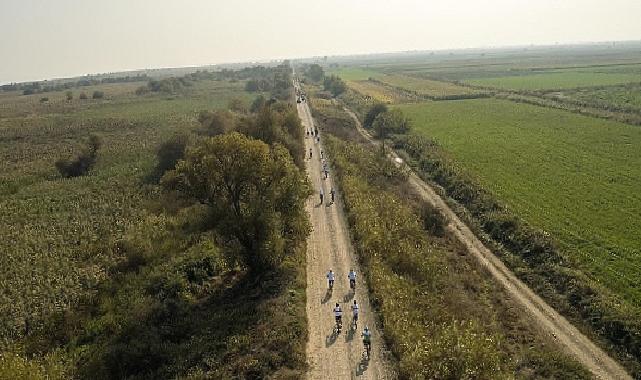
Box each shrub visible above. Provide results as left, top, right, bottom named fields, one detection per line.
left=55, top=134, right=102, bottom=178
left=65, top=91, right=73, bottom=101
left=92, top=91, right=104, bottom=99
left=148, top=78, right=183, bottom=94
left=323, top=75, right=347, bottom=97
left=151, top=134, right=189, bottom=182
left=420, top=201, right=447, bottom=236
left=250, top=95, right=266, bottom=113
left=228, top=97, right=247, bottom=114
left=245, top=80, right=260, bottom=92
left=135, top=86, right=149, bottom=96
left=79, top=92, right=88, bottom=100
left=364, top=103, right=388, bottom=129
left=198, top=109, right=235, bottom=136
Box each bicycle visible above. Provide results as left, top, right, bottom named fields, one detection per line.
left=363, top=341, right=371, bottom=360
left=334, top=316, right=342, bottom=335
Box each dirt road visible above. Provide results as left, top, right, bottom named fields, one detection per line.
left=297, top=99, right=395, bottom=379
left=344, top=107, right=631, bottom=380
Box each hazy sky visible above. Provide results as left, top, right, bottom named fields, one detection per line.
left=1, top=0, right=640, bottom=83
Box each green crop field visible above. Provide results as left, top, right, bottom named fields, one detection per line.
left=346, top=80, right=407, bottom=103
left=332, top=67, right=479, bottom=97
left=396, top=99, right=641, bottom=309
left=549, top=84, right=641, bottom=113
left=327, top=67, right=383, bottom=81
left=377, top=73, right=479, bottom=96
left=0, top=79, right=253, bottom=344
left=465, top=72, right=641, bottom=90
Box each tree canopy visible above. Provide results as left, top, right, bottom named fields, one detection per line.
left=364, top=103, right=388, bottom=129
left=305, top=64, right=324, bottom=82
left=372, top=109, right=412, bottom=142
left=198, top=109, right=236, bottom=136
left=323, top=75, right=347, bottom=97
left=162, top=132, right=310, bottom=271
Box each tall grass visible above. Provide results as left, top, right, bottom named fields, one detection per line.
left=325, top=135, right=510, bottom=379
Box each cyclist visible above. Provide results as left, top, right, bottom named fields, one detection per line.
left=351, top=300, right=359, bottom=327
left=362, top=326, right=372, bottom=357
left=348, top=269, right=356, bottom=290
left=330, top=187, right=336, bottom=203
left=326, top=269, right=335, bottom=289
left=320, top=187, right=324, bottom=205
left=334, top=302, right=343, bottom=331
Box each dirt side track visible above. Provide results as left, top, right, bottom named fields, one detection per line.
left=344, top=107, right=631, bottom=380
left=297, top=99, right=396, bottom=379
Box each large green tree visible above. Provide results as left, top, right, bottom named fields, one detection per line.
left=163, top=132, right=310, bottom=271
left=364, top=103, right=388, bottom=129
left=306, top=64, right=324, bottom=82
left=323, top=75, right=347, bottom=97
left=372, top=109, right=411, bottom=146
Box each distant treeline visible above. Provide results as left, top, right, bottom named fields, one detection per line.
left=5, top=63, right=295, bottom=97
left=243, top=62, right=293, bottom=100
left=3, top=74, right=150, bottom=95
left=132, top=63, right=294, bottom=100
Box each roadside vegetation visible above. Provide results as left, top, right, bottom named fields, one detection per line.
left=0, top=63, right=310, bottom=379
left=340, top=82, right=641, bottom=374
left=310, top=96, right=591, bottom=379
left=386, top=99, right=641, bottom=375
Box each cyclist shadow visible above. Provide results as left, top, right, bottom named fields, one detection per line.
left=342, top=291, right=354, bottom=303
left=321, top=289, right=332, bottom=304
left=345, top=324, right=356, bottom=342
left=325, top=330, right=339, bottom=347
left=356, top=356, right=370, bottom=376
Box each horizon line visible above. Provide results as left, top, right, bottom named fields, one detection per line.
left=2, top=38, right=640, bottom=86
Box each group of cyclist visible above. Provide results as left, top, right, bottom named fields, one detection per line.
left=326, top=269, right=372, bottom=358
left=303, top=104, right=372, bottom=358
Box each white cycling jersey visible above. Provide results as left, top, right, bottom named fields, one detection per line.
left=334, top=307, right=343, bottom=317
left=352, top=303, right=359, bottom=316
left=348, top=271, right=356, bottom=281
left=326, top=272, right=335, bottom=281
